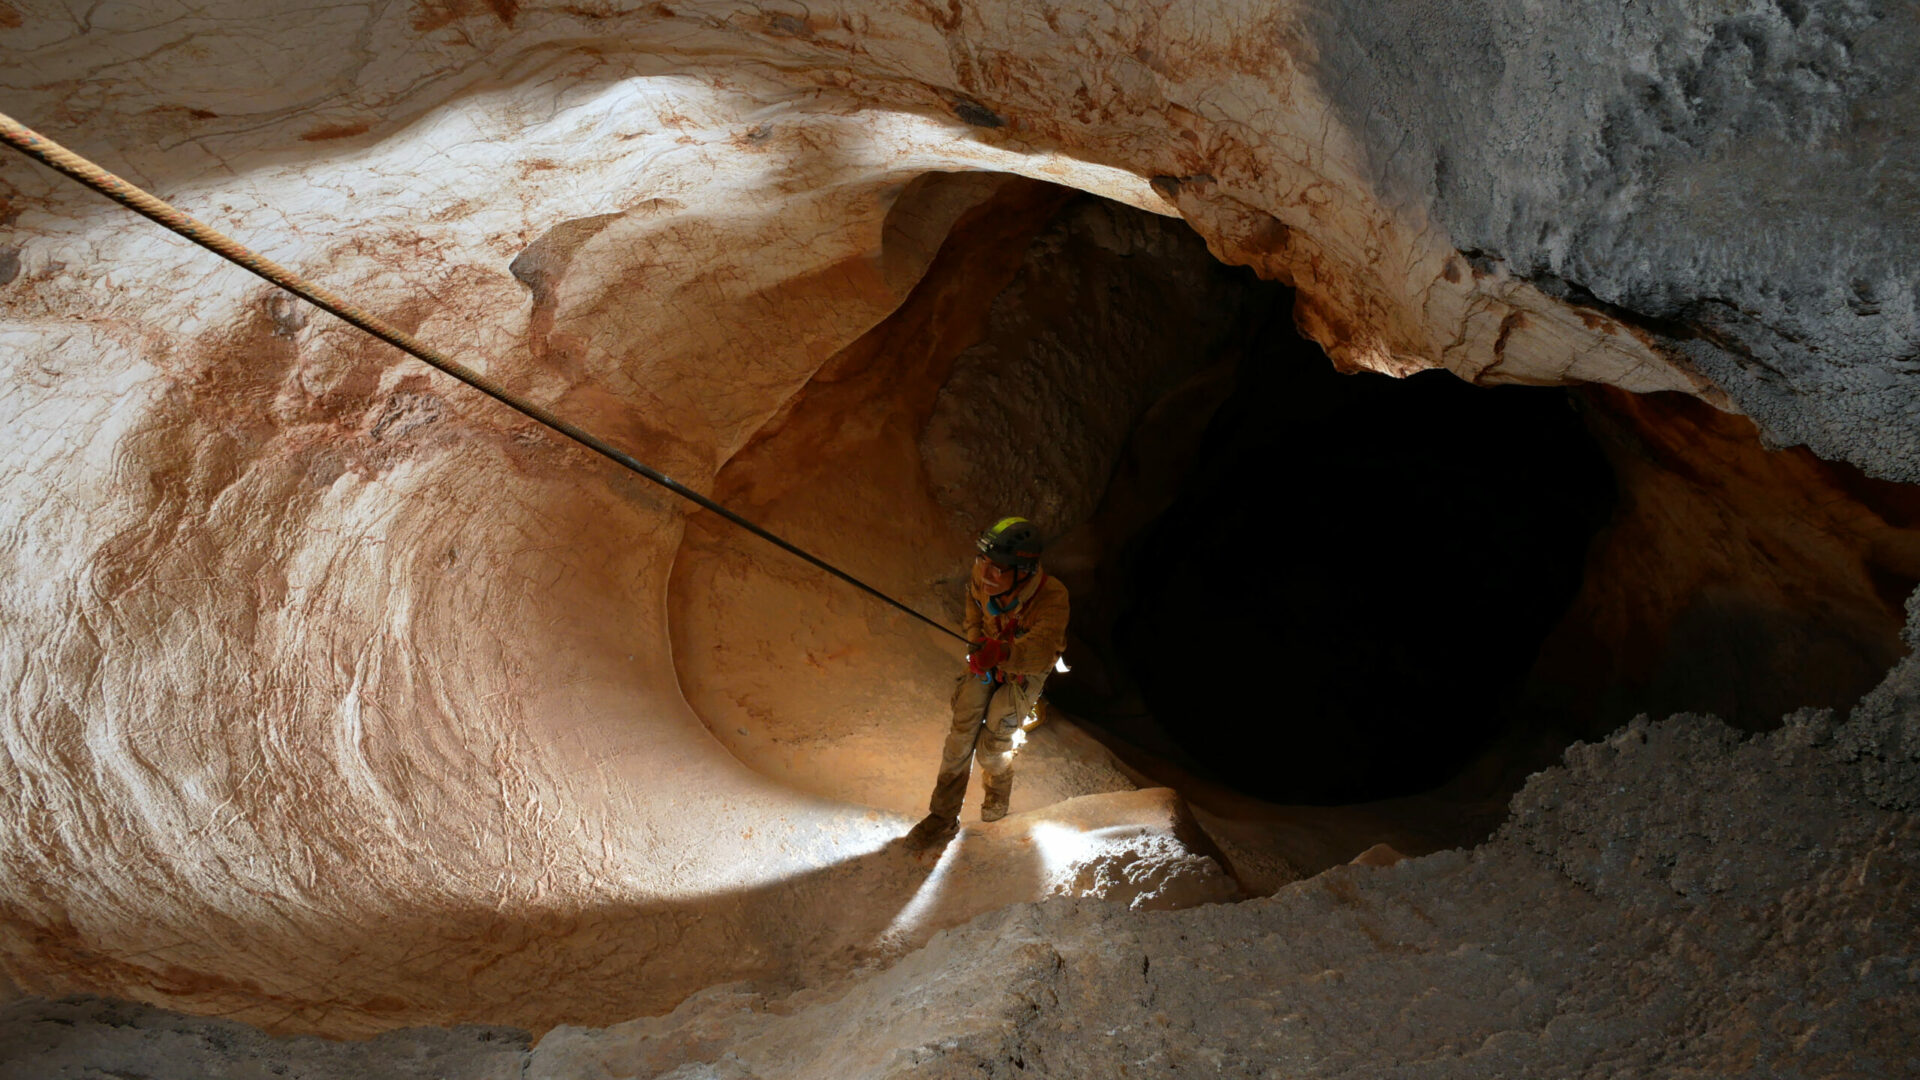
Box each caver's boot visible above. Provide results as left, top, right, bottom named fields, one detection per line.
left=979, top=773, right=1012, bottom=823
left=904, top=812, right=959, bottom=851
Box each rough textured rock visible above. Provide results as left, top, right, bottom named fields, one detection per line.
left=531, top=628, right=1920, bottom=1077
left=1833, top=587, right=1920, bottom=813
left=918, top=197, right=1262, bottom=537
left=1317, top=1, right=1920, bottom=479
left=670, top=183, right=1268, bottom=816
left=1528, top=385, right=1920, bottom=735
left=12, top=690, right=1911, bottom=1077
left=0, top=31, right=1228, bottom=1034
left=15, top=0, right=1920, bottom=474
left=2, top=0, right=1919, bottom=1056
left=0, top=997, right=530, bottom=1080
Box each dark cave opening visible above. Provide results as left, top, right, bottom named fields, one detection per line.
left=1042, top=281, right=1920, bottom=814
left=1103, top=317, right=1617, bottom=805
left=902, top=184, right=1920, bottom=820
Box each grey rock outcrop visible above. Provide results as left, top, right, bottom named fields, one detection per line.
left=1834, top=587, right=1920, bottom=812
left=1316, top=0, right=1920, bottom=479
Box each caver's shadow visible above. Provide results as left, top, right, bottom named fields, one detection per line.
left=5, top=834, right=967, bottom=1041
left=0, top=817, right=1080, bottom=1072
left=282, top=835, right=954, bottom=1035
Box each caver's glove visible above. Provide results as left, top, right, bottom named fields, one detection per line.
left=966, top=638, right=1007, bottom=675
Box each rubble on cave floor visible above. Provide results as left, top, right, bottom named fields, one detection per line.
left=11, top=688, right=1915, bottom=1078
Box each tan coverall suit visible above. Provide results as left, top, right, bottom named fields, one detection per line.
left=927, top=567, right=1070, bottom=821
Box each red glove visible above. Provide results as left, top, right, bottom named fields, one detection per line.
left=967, top=639, right=1007, bottom=675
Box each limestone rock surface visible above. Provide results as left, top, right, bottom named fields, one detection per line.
left=1, top=0, right=1918, bottom=1050
left=8, top=688, right=1914, bottom=1077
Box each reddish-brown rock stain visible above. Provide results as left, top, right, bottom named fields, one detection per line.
left=1492, top=310, right=1530, bottom=359
left=916, top=0, right=964, bottom=34
left=1530, top=386, right=1920, bottom=734
left=301, top=120, right=372, bottom=142
left=413, top=0, right=518, bottom=32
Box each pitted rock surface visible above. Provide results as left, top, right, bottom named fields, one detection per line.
left=1316, top=0, right=1920, bottom=480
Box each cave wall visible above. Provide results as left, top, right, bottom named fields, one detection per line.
left=1109, top=361, right=1615, bottom=806
left=0, top=58, right=976, bottom=1032
left=1530, top=386, right=1920, bottom=735
left=1315, top=1, right=1920, bottom=479
left=1073, top=349, right=1920, bottom=812
left=670, top=182, right=1269, bottom=815
left=2, top=0, right=1917, bottom=1039
left=21, top=1, right=1899, bottom=437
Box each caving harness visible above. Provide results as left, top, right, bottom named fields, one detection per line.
left=975, top=567, right=1050, bottom=689
left=970, top=562, right=1059, bottom=734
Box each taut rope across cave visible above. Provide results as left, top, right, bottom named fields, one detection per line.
left=0, top=110, right=969, bottom=648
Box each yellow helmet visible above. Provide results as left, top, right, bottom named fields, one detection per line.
left=976, top=516, right=1042, bottom=570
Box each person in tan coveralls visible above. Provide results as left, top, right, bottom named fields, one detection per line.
left=905, top=516, right=1070, bottom=851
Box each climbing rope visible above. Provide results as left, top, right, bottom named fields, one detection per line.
left=0, top=110, right=970, bottom=646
